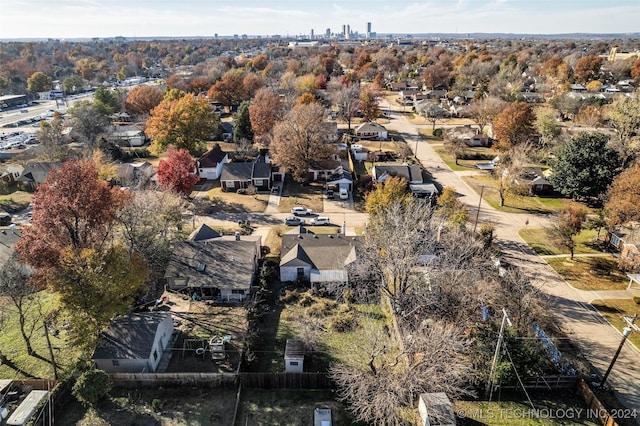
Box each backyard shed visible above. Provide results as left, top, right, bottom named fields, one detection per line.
left=314, top=407, right=332, bottom=426
left=284, top=339, right=305, bottom=373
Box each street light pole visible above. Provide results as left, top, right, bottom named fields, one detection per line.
left=472, top=185, right=485, bottom=234
left=600, top=314, right=636, bottom=388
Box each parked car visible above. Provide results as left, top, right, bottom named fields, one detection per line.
left=291, top=206, right=313, bottom=216
left=271, top=185, right=280, bottom=194
left=284, top=216, right=305, bottom=226
left=326, top=189, right=334, bottom=199
left=310, top=216, right=330, bottom=226
left=339, top=188, right=349, bottom=200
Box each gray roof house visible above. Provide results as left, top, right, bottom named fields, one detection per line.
left=354, top=122, right=388, bottom=140
left=164, top=224, right=261, bottom=301
left=15, top=162, right=62, bottom=191
left=220, top=162, right=271, bottom=192
left=372, top=164, right=424, bottom=184
left=280, top=232, right=360, bottom=286
left=92, top=312, right=174, bottom=373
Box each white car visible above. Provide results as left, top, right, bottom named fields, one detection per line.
left=310, top=216, right=330, bottom=226
left=291, top=206, right=313, bottom=216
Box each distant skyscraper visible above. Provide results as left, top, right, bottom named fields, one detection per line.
left=325, top=28, right=331, bottom=39
left=347, top=24, right=351, bottom=39
left=366, top=22, right=372, bottom=39
left=342, top=25, right=346, bottom=37
left=310, top=29, right=314, bottom=39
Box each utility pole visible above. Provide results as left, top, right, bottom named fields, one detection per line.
left=600, top=314, right=636, bottom=388
left=472, top=186, right=486, bottom=234
left=487, top=308, right=511, bottom=401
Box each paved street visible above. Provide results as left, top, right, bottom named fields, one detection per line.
left=383, top=103, right=640, bottom=423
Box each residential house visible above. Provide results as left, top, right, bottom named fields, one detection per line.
left=15, top=162, right=62, bottom=191
left=308, top=157, right=343, bottom=182
left=372, top=164, right=423, bottom=184
left=0, top=165, right=23, bottom=187
left=354, top=122, right=388, bottom=140
left=322, top=121, right=340, bottom=142
left=116, top=161, right=155, bottom=188
left=280, top=232, right=360, bottom=288
left=529, top=174, right=553, bottom=195
left=197, top=144, right=229, bottom=180
left=92, top=312, right=174, bottom=373
left=387, top=81, right=408, bottom=91
left=327, top=169, right=353, bottom=192
left=164, top=224, right=261, bottom=301
left=219, top=162, right=271, bottom=192
left=607, top=226, right=640, bottom=270
left=107, top=126, right=146, bottom=147
left=219, top=122, right=235, bottom=142
left=284, top=339, right=305, bottom=373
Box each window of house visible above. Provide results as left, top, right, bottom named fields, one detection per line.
left=231, top=289, right=245, bottom=295
left=297, top=268, right=304, bottom=279
left=289, top=361, right=299, bottom=366
left=112, top=360, right=119, bottom=366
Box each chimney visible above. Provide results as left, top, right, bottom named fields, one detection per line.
left=235, top=231, right=241, bottom=241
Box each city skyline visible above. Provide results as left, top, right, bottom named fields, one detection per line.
left=1, top=0, right=640, bottom=40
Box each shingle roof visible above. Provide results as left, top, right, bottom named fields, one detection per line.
left=198, top=145, right=227, bottom=168
left=16, top=162, right=62, bottom=184
left=220, top=162, right=271, bottom=181
left=165, top=236, right=260, bottom=290
left=189, top=224, right=221, bottom=241
left=373, top=164, right=423, bottom=183
left=92, top=312, right=170, bottom=360
left=280, top=234, right=360, bottom=270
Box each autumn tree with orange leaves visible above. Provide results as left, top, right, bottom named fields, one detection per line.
left=249, top=87, right=284, bottom=144
left=146, top=93, right=218, bottom=154
left=492, top=101, right=536, bottom=151
left=124, top=85, right=164, bottom=117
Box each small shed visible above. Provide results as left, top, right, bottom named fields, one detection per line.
left=418, top=392, right=456, bottom=426
left=314, top=407, right=332, bottom=426
left=284, top=339, right=305, bottom=373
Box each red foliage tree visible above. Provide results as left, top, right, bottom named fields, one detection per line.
left=157, top=148, right=200, bottom=195
left=15, top=159, right=132, bottom=283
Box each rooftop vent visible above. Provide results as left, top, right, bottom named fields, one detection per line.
left=197, top=262, right=206, bottom=272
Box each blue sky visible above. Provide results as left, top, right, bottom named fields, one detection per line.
left=1, top=0, right=639, bottom=39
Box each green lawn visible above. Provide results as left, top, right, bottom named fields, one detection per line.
left=0, top=291, right=85, bottom=379
left=545, top=257, right=629, bottom=291
left=0, top=190, right=32, bottom=212
left=256, top=296, right=397, bottom=374
left=455, top=396, right=600, bottom=426
left=591, top=299, right=640, bottom=349
left=519, top=228, right=604, bottom=256
left=433, top=146, right=497, bottom=171
left=462, top=175, right=583, bottom=214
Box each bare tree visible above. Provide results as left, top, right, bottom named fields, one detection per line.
left=0, top=256, right=40, bottom=356
left=330, top=83, right=360, bottom=133
left=330, top=320, right=474, bottom=426
left=467, top=96, right=505, bottom=134
left=270, top=103, right=337, bottom=182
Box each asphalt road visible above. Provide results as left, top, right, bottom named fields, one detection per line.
left=381, top=101, right=640, bottom=424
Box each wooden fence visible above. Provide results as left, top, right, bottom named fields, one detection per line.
left=239, top=372, right=333, bottom=389
left=576, top=378, right=620, bottom=426
left=109, top=372, right=237, bottom=388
